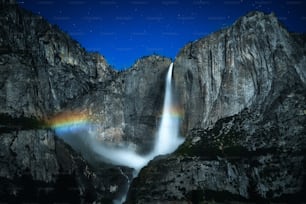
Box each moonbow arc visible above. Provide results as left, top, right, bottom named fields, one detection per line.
left=47, top=63, right=184, bottom=170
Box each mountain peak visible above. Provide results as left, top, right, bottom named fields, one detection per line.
left=1, top=4, right=306, bottom=204
left=233, top=11, right=286, bottom=32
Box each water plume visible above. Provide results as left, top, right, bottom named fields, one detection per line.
left=153, top=62, right=184, bottom=156
left=49, top=62, right=185, bottom=203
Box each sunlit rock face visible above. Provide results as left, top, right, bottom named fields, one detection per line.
left=126, top=12, right=306, bottom=203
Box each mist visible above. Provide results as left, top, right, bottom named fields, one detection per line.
left=53, top=63, right=184, bottom=172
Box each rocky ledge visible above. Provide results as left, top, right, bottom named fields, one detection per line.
left=0, top=1, right=305, bottom=203
left=126, top=11, right=306, bottom=203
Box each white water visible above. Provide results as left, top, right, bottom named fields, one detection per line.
left=153, top=62, right=184, bottom=155
left=112, top=62, right=184, bottom=203
left=89, top=62, right=184, bottom=170
left=55, top=62, right=184, bottom=204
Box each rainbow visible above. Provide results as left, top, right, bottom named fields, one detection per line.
left=158, top=106, right=184, bottom=119
left=46, top=111, right=92, bottom=135
left=168, top=106, right=184, bottom=118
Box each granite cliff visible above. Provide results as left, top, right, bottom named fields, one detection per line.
left=0, top=1, right=170, bottom=202
left=0, top=1, right=305, bottom=203
left=0, top=1, right=134, bottom=203
left=126, top=12, right=306, bottom=203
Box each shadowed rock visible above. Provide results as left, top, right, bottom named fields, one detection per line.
left=0, top=2, right=305, bottom=203
left=126, top=11, right=306, bottom=204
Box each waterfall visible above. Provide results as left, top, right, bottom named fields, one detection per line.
left=154, top=62, right=184, bottom=155
left=113, top=62, right=184, bottom=203
left=52, top=62, right=184, bottom=204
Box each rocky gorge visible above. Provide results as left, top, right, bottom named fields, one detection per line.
left=0, top=0, right=305, bottom=203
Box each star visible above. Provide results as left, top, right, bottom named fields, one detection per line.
left=19, top=0, right=306, bottom=69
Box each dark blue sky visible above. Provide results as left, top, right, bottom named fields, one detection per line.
left=19, top=0, right=306, bottom=70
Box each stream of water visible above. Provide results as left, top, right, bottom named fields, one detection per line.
left=53, top=62, right=184, bottom=203
left=114, top=62, right=184, bottom=203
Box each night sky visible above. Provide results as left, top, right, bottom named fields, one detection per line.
left=19, top=0, right=306, bottom=70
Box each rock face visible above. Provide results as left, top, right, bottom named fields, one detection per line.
left=0, top=1, right=132, bottom=203
left=126, top=12, right=306, bottom=203
left=174, top=11, right=306, bottom=132
left=0, top=2, right=115, bottom=119
left=121, top=56, right=171, bottom=153
left=0, top=2, right=171, bottom=202
left=0, top=129, right=133, bottom=203
left=70, top=56, right=171, bottom=154
left=1, top=1, right=306, bottom=203
left=0, top=2, right=131, bottom=203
